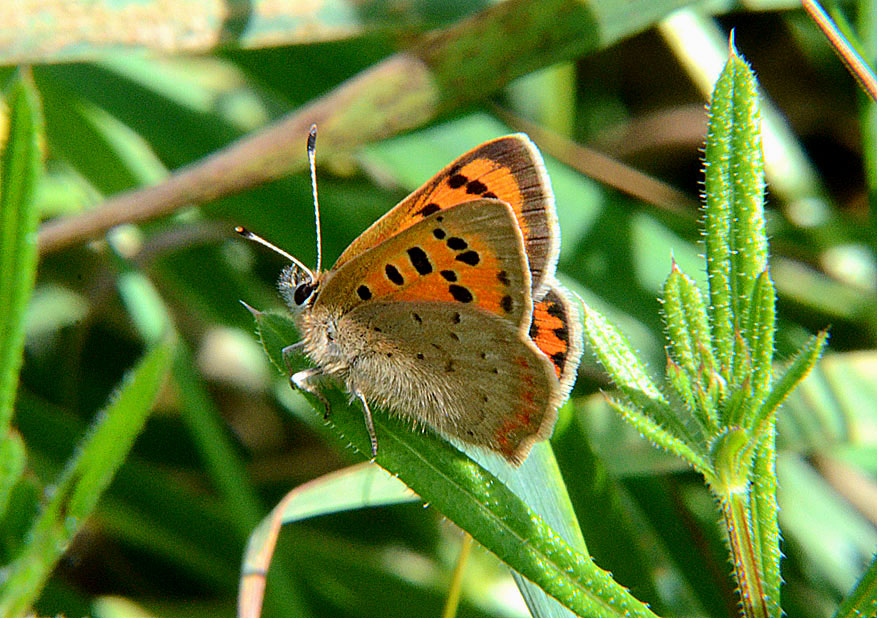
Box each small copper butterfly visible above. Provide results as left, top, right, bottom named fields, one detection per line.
left=238, top=127, right=582, bottom=465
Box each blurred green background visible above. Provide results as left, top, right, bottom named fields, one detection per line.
left=2, top=1, right=876, bottom=617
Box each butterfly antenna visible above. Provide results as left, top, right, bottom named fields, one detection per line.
left=307, top=124, right=323, bottom=273
left=234, top=226, right=314, bottom=280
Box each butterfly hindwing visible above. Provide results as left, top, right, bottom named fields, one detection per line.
left=315, top=200, right=533, bottom=328
left=333, top=135, right=559, bottom=298
left=529, top=282, right=583, bottom=401
left=343, top=300, right=559, bottom=465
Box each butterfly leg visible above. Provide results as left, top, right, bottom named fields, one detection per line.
left=281, top=342, right=305, bottom=374
left=291, top=368, right=331, bottom=419
left=354, top=390, right=378, bottom=459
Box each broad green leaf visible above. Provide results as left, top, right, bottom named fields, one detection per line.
left=0, top=337, right=175, bottom=618
left=250, top=309, right=659, bottom=618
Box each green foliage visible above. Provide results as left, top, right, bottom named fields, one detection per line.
left=1, top=2, right=875, bottom=618
left=581, top=47, right=827, bottom=618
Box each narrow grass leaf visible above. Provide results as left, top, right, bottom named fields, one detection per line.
left=0, top=71, right=42, bottom=432
left=240, top=463, right=418, bottom=618
left=0, top=431, right=25, bottom=521
left=833, top=551, right=877, bottom=618
left=0, top=337, right=175, bottom=618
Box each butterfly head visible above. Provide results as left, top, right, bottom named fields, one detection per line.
left=278, top=264, right=320, bottom=311
left=237, top=125, right=326, bottom=313
left=234, top=225, right=318, bottom=312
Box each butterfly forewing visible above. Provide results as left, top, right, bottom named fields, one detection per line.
left=316, top=200, right=533, bottom=328
left=333, top=135, right=559, bottom=299
left=344, top=300, right=559, bottom=465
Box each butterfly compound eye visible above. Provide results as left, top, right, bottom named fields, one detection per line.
left=293, top=282, right=316, bottom=306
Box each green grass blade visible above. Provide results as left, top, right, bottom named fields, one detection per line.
left=1, top=0, right=465, bottom=65
left=251, top=310, right=660, bottom=618
left=240, top=463, right=418, bottom=618
left=833, top=551, right=877, bottom=618
left=0, top=431, right=25, bottom=522
left=0, top=70, right=42, bottom=432
left=38, top=0, right=694, bottom=253
left=0, top=337, right=175, bottom=618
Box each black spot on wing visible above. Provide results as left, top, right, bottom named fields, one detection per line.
left=547, top=298, right=565, bottom=319
left=407, top=247, right=432, bottom=275
left=385, top=264, right=404, bottom=285
left=455, top=251, right=480, bottom=266
left=448, top=285, right=473, bottom=303
left=448, top=174, right=468, bottom=189
left=440, top=270, right=457, bottom=282
left=357, top=285, right=372, bottom=300
left=446, top=237, right=467, bottom=250
left=417, top=203, right=441, bottom=217
left=466, top=179, right=488, bottom=194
